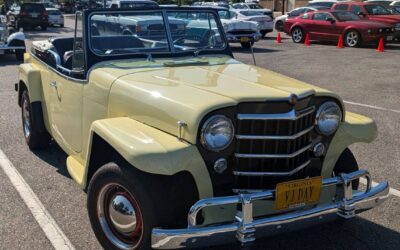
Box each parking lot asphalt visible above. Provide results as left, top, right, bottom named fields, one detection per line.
left=0, top=17, right=399, bottom=250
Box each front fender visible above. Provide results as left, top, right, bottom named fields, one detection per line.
left=322, top=111, right=377, bottom=177
left=88, top=117, right=213, bottom=199
left=7, top=31, right=25, bottom=44
left=18, top=63, right=43, bottom=104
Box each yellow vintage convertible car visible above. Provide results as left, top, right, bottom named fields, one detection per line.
left=16, top=7, right=389, bottom=250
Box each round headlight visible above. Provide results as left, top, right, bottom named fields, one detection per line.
left=315, top=102, right=342, bottom=135
left=201, top=115, right=234, bottom=151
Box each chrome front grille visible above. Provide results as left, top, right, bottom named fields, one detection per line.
left=233, top=106, right=316, bottom=192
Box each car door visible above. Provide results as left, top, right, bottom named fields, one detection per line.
left=49, top=14, right=84, bottom=153
left=309, top=12, right=337, bottom=41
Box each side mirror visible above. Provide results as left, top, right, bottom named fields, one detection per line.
left=326, top=17, right=335, bottom=23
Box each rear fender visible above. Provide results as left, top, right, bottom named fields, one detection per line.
left=322, top=111, right=377, bottom=177
left=84, top=117, right=213, bottom=199
left=18, top=64, right=43, bottom=104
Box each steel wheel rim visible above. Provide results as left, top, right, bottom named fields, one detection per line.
left=97, top=183, right=143, bottom=250
left=293, top=29, right=303, bottom=43
left=22, top=97, right=31, bottom=139
left=346, top=31, right=358, bottom=47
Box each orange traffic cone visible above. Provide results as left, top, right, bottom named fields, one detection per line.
left=337, top=35, right=344, bottom=49
left=304, top=33, right=310, bottom=46
left=276, top=32, right=282, bottom=44
left=376, top=37, right=384, bottom=52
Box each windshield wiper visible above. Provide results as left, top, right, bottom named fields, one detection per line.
left=193, top=45, right=214, bottom=57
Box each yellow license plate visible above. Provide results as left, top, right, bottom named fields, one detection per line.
left=240, top=37, right=249, bottom=43
left=275, top=176, right=322, bottom=211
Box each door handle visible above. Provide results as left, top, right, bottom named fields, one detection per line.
left=50, top=81, right=57, bottom=87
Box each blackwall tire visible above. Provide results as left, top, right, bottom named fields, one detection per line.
left=87, top=163, right=158, bottom=250
left=345, top=30, right=361, bottom=47
left=333, top=148, right=360, bottom=190
left=21, top=91, right=51, bottom=150
left=275, top=20, right=283, bottom=32
left=16, top=49, right=25, bottom=61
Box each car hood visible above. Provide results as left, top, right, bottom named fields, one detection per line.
left=344, top=20, right=393, bottom=28
left=367, top=15, right=400, bottom=23
left=92, top=56, right=340, bottom=143
left=221, top=19, right=259, bottom=31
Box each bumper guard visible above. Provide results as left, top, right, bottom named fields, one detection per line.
left=151, top=170, right=389, bottom=249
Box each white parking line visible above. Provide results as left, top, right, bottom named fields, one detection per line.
left=0, top=149, right=75, bottom=250
left=360, top=177, right=400, bottom=198
left=344, top=100, right=400, bottom=114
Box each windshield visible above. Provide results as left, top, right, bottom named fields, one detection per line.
left=365, top=4, right=391, bottom=15
left=239, top=10, right=263, bottom=16
left=333, top=11, right=361, bottom=21
left=90, top=10, right=225, bottom=56
left=249, top=4, right=263, bottom=9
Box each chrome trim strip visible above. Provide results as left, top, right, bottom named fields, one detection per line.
left=237, top=106, right=315, bottom=121
left=233, top=160, right=311, bottom=177
left=151, top=170, right=389, bottom=249
left=236, top=126, right=314, bottom=140
left=0, top=46, right=25, bottom=50
left=235, top=143, right=312, bottom=159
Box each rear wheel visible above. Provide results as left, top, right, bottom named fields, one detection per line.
left=15, top=49, right=25, bottom=61
left=40, top=25, right=47, bottom=31
left=21, top=91, right=51, bottom=150
left=345, top=30, right=361, bottom=47
left=261, top=31, right=267, bottom=38
left=333, top=148, right=359, bottom=190
left=275, top=20, right=284, bottom=31
left=291, top=27, right=305, bottom=43
left=88, top=163, right=158, bottom=250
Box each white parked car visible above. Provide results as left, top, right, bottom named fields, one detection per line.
left=274, top=6, right=327, bottom=31
left=365, top=0, right=400, bottom=6
left=46, top=8, right=64, bottom=27
left=0, top=14, right=25, bottom=61
left=217, top=9, right=261, bottom=48
left=231, top=9, right=273, bottom=37
left=232, top=2, right=273, bottom=19
left=307, top=0, right=339, bottom=8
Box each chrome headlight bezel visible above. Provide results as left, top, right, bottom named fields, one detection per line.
left=200, top=115, right=234, bottom=152
left=315, top=102, right=342, bottom=136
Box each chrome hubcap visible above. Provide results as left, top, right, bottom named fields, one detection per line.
left=293, top=29, right=303, bottom=43
left=97, top=183, right=143, bottom=249
left=109, top=195, right=137, bottom=235
left=346, top=32, right=358, bottom=47
left=22, top=98, right=31, bottom=138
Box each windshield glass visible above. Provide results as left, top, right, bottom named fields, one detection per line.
left=333, top=11, right=361, bottom=21
left=90, top=10, right=225, bottom=56
left=249, top=4, right=263, bottom=9
left=239, top=10, right=263, bottom=16
left=365, top=4, right=391, bottom=15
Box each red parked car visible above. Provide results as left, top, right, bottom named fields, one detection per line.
left=284, top=10, right=395, bottom=47
left=332, top=2, right=400, bottom=39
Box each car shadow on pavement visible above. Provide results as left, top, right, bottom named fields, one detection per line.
left=310, top=40, right=400, bottom=51
left=32, top=141, right=71, bottom=179
left=207, top=215, right=400, bottom=249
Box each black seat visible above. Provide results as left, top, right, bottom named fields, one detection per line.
left=50, top=37, right=74, bottom=60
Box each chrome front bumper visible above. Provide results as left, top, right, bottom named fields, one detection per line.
left=0, top=44, right=25, bottom=51
left=226, top=32, right=262, bottom=43
left=151, top=170, right=389, bottom=249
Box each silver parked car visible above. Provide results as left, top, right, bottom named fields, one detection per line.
left=0, top=14, right=25, bottom=61
left=46, top=8, right=64, bottom=27
left=231, top=9, right=273, bottom=37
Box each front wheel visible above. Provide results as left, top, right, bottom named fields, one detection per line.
left=333, top=148, right=360, bottom=189
left=261, top=31, right=267, bottom=38
left=88, top=163, right=158, bottom=250
left=291, top=27, right=305, bottom=43
left=345, top=30, right=361, bottom=47
left=21, top=91, right=51, bottom=150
